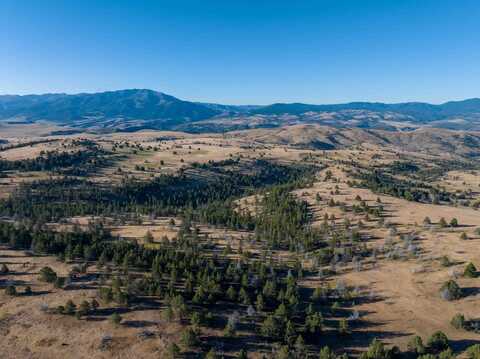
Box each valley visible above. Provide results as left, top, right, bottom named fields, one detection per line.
left=1, top=122, right=480, bottom=358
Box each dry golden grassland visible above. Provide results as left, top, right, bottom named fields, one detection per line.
left=1, top=127, right=480, bottom=357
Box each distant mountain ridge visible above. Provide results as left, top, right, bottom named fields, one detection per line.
left=1, top=89, right=480, bottom=132
left=252, top=98, right=480, bottom=121
left=0, top=89, right=218, bottom=125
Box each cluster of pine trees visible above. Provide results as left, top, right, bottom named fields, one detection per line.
left=0, top=147, right=108, bottom=175
left=0, top=159, right=318, bottom=222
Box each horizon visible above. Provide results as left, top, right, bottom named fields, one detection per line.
left=2, top=1, right=480, bottom=105
left=1, top=88, right=480, bottom=107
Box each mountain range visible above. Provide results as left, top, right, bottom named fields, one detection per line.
left=1, top=89, right=480, bottom=133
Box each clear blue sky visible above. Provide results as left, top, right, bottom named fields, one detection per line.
left=1, top=0, right=479, bottom=105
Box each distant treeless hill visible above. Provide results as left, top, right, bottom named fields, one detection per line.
left=1, top=89, right=480, bottom=132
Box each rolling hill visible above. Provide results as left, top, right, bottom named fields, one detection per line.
left=230, top=124, right=480, bottom=157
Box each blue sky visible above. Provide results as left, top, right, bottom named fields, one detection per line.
left=1, top=0, right=479, bottom=104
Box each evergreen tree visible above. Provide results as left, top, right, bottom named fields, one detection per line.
left=464, top=262, right=477, bottom=278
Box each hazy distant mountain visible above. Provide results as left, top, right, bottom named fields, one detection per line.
left=0, top=89, right=221, bottom=127
left=253, top=99, right=480, bottom=121
left=1, top=89, right=480, bottom=132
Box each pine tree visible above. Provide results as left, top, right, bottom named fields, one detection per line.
left=205, top=349, right=217, bottom=359
left=407, top=335, right=426, bottom=355
left=294, top=335, right=306, bottom=357
left=0, top=264, right=9, bottom=274
left=226, top=286, right=237, bottom=301
left=319, top=346, right=336, bottom=359
left=78, top=300, right=91, bottom=317
left=284, top=320, right=297, bottom=346
left=338, top=318, right=349, bottom=335
left=439, top=217, right=447, bottom=228
left=180, top=327, right=199, bottom=349
left=4, top=285, right=16, bottom=296
left=165, top=342, right=181, bottom=359
left=255, top=293, right=265, bottom=312
left=464, top=262, right=477, bottom=278
left=261, top=315, right=279, bottom=339
left=64, top=300, right=76, bottom=315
